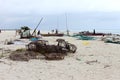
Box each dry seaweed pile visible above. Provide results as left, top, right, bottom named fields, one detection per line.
left=44, top=53, right=65, bottom=60
left=9, top=49, right=40, bottom=61
left=9, top=49, right=65, bottom=61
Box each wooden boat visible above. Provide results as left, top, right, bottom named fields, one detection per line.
left=83, top=33, right=105, bottom=36
left=105, top=40, right=120, bottom=44
left=41, top=33, right=64, bottom=37
left=79, top=31, right=105, bottom=36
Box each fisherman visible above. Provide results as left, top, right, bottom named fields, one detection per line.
left=37, top=30, right=40, bottom=35
left=37, top=30, right=42, bottom=38
left=55, top=29, right=58, bottom=34
left=93, top=29, right=96, bottom=34
left=51, top=30, right=54, bottom=33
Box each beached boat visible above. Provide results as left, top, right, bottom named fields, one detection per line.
left=103, top=35, right=120, bottom=44
left=78, top=31, right=105, bottom=36
left=105, top=40, right=120, bottom=44
left=41, top=33, right=64, bottom=37
left=71, top=34, right=95, bottom=40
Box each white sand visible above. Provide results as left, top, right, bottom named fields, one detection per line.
left=0, top=31, right=120, bottom=80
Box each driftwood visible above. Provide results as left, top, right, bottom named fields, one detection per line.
left=85, top=60, right=99, bottom=65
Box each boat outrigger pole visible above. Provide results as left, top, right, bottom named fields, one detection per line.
left=32, top=17, right=43, bottom=36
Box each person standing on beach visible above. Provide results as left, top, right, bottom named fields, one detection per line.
left=37, top=30, right=42, bottom=38
left=37, top=30, right=40, bottom=35
left=51, top=30, right=54, bottom=33
left=55, top=29, right=58, bottom=34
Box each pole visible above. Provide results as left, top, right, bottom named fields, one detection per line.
left=65, top=14, right=69, bottom=36
left=32, top=18, right=43, bottom=36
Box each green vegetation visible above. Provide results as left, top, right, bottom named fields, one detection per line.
left=21, top=26, right=30, bottom=31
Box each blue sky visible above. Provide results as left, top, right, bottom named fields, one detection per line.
left=0, top=0, right=120, bottom=33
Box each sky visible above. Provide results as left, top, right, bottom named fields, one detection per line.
left=0, top=0, right=120, bottom=33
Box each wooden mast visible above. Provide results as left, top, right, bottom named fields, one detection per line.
left=65, top=14, right=69, bottom=36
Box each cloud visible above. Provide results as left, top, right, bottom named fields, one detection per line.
left=0, top=0, right=120, bottom=34
left=1, top=0, right=120, bottom=15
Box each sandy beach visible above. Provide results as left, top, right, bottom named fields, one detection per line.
left=0, top=30, right=120, bottom=80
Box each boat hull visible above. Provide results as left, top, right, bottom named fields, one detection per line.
left=41, top=34, right=64, bottom=37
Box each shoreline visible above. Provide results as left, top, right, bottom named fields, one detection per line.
left=0, top=29, right=120, bottom=35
